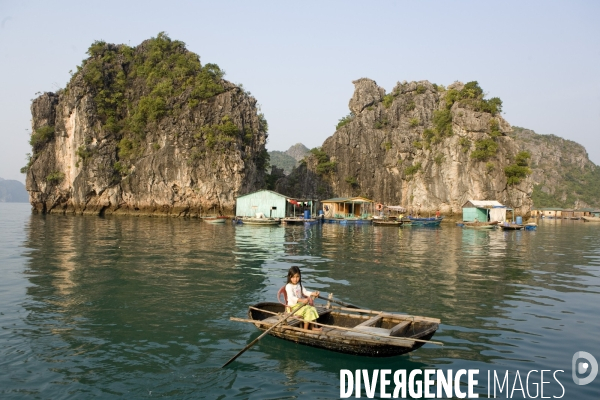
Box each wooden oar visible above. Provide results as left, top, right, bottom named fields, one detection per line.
left=221, top=302, right=309, bottom=368
left=317, top=294, right=359, bottom=309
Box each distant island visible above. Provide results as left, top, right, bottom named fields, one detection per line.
left=0, top=178, right=29, bottom=202
left=268, top=143, right=309, bottom=175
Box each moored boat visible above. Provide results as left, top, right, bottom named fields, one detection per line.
left=203, top=216, right=228, bottom=224
left=582, top=216, right=600, bottom=223
left=241, top=217, right=281, bottom=225
left=407, top=216, right=443, bottom=227
left=373, top=219, right=403, bottom=226
left=234, top=302, right=440, bottom=357
left=461, top=221, right=498, bottom=229
left=499, top=222, right=524, bottom=230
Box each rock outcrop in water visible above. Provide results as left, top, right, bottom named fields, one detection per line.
left=24, top=33, right=268, bottom=216
left=277, top=79, right=534, bottom=215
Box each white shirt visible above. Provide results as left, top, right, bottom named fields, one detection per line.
left=285, top=283, right=314, bottom=307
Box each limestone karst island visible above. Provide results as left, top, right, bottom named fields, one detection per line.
left=22, top=33, right=600, bottom=220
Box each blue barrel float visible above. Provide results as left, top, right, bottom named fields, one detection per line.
left=304, top=210, right=311, bottom=219
left=516, top=216, right=523, bottom=224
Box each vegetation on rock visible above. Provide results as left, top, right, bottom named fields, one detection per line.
left=445, top=81, right=502, bottom=116
left=310, top=147, right=336, bottom=176
left=504, top=151, right=531, bottom=185
left=336, top=113, right=355, bottom=130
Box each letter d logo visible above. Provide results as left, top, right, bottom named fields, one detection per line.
left=572, top=351, right=598, bottom=385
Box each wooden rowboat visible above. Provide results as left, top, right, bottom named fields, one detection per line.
left=407, top=216, right=443, bottom=227
left=499, top=222, right=524, bottom=230
left=461, top=221, right=498, bottom=229
left=203, top=216, right=228, bottom=224
left=373, top=219, right=403, bottom=226
left=232, top=302, right=440, bottom=357
left=582, top=216, right=600, bottom=223
left=241, top=217, right=281, bottom=225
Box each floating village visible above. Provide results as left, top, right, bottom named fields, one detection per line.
left=201, top=189, right=600, bottom=230
left=214, top=189, right=600, bottom=363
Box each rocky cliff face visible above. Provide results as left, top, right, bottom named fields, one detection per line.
left=509, top=127, right=600, bottom=208
left=25, top=34, right=268, bottom=216
left=278, top=79, right=533, bottom=215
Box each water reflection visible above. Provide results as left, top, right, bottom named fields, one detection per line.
left=3, top=209, right=599, bottom=398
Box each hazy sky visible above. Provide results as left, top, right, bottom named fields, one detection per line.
left=1, top=1, right=599, bottom=183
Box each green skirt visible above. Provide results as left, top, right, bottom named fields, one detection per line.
left=288, top=302, right=319, bottom=322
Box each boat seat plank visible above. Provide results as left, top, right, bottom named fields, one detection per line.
left=260, top=315, right=303, bottom=327
left=390, top=320, right=412, bottom=336
left=354, top=326, right=392, bottom=336
left=355, top=315, right=383, bottom=327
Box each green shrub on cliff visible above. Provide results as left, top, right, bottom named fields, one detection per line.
left=444, top=81, right=502, bottom=116
left=489, top=119, right=502, bottom=138
left=46, top=171, right=65, bottom=183
left=404, top=162, right=421, bottom=177
left=471, top=138, right=498, bottom=161
left=336, top=113, right=355, bottom=130
left=459, top=137, right=471, bottom=152
left=432, top=109, right=453, bottom=137
left=504, top=151, right=531, bottom=185
left=311, top=147, right=337, bottom=176
left=345, top=176, right=358, bottom=187
left=77, top=32, right=228, bottom=160
left=382, top=94, right=394, bottom=108
left=29, top=125, right=55, bottom=149
left=199, top=116, right=240, bottom=149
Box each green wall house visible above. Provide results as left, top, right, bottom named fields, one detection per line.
left=461, top=200, right=508, bottom=222
left=236, top=190, right=288, bottom=218
left=235, top=190, right=316, bottom=219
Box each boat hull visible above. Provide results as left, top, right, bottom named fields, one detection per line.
left=461, top=221, right=498, bottom=229
left=582, top=216, right=600, bottom=223
left=500, top=223, right=524, bottom=230
left=204, top=217, right=227, bottom=224
left=373, top=220, right=403, bottom=226
left=247, top=302, right=439, bottom=357
left=241, top=218, right=281, bottom=225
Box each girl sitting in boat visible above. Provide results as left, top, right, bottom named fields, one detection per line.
left=285, top=266, right=322, bottom=331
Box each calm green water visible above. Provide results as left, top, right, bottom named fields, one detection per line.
left=1, top=203, right=600, bottom=399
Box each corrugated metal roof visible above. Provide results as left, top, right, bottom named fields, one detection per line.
left=322, top=196, right=374, bottom=203
left=462, top=199, right=505, bottom=208
left=236, top=189, right=289, bottom=200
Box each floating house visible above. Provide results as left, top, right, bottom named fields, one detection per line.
left=577, top=208, right=600, bottom=218
left=235, top=190, right=316, bottom=219
left=461, top=200, right=511, bottom=222
left=530, top=208, right=563, bottom=219
left=321, top=197, right=374, bottom=223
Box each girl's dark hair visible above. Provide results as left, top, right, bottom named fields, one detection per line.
left=287, top=266, right=302, bottom=285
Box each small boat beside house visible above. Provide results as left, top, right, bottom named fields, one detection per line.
left=373, top=218, right=403, bottom=226
left=233, top=302, right=440, bottom=357
left=241, top=216, right=281, bottom=225
left=203, top=216, right=228, bottom=224
left=407, top=216, right=443, bottom=227
left=582, top=216, right=600, bottom=223
left=499, top=222, right=524, bottom=230
left=460, top=221, right=498, bottom=229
